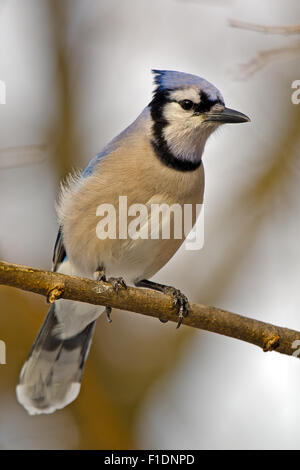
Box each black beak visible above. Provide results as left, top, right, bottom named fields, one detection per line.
left=206, top=107, right=250, bottom=124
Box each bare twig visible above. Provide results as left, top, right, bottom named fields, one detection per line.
left=232, top=41, right=300, bottom=80
left=1, top=260, right=300, bottom=360
left=229, top=19, right=300, bottom=35
left=229, top=17, right=300, bottom=79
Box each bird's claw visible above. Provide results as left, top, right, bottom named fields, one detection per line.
left=94, top=268, right=107, bottom=282
left=107, top=276, right=127, bottom=293
left=164, top=286, right=190, bottom=329
left=105, top=306, right=112, bottom=323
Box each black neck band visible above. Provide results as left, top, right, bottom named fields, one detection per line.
left=151, top=135, right=202, bottom=172
left=149, top=89, right=202, bottom=172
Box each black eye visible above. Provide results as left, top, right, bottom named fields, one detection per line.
left=179, top=100, right=194, bottom=111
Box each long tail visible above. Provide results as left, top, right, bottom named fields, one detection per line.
left=16, top=305, right=95, bottom=415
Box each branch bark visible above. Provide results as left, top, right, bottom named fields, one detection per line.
left=1, top=260, right=300, bottom=360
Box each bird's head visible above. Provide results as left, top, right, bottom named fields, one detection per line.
left=149, top=70, right=250, bottom=170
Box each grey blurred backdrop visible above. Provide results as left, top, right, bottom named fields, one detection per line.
left=0, top=0, right=300, bottom=450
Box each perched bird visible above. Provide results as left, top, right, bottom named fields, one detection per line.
left=17, top=70, right=250, bottom=415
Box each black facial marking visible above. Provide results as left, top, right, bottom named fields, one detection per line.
left=149, top=88, right=202, bottom=172
left=193, top=91, right=220, bottom=114
left=149, top=88, right=169, bottom=123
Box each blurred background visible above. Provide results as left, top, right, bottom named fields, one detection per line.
left=0, top=0, right=300, bottom=450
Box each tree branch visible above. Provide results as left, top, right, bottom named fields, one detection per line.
left=228, top=19, right=300, bottom=35
left=1, top=260, right=300, bottom=359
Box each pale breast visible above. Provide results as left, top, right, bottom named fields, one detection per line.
left=60, top=133, right=205, bottom=281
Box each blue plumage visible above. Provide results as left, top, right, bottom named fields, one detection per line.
left=152, top=69, right=224, bottom=104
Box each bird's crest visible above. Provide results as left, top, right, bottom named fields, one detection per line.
left=152, top=69, right=224, bottom=104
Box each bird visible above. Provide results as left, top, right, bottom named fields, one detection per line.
left=16, top=69, right=250, bottom=415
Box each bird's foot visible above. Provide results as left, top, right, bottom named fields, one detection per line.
left=107, top=277, right=127, bottom=293
left=162, top=286, right=190, bottom=329
left=105, top=306, right=112, bottom=323
left=135, top=279, right=190, bottom=328
left=94, top=268, right=107, bottom=282
left=94, top=268, right=116, bottom=323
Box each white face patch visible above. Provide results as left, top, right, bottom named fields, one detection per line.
left=159, top=90, right=219, bottom=164
left=163, top=101, right=193, bottom=123
left=170, top=87, right=200, bottom=104
left=162, top=100, right=206, bottom=127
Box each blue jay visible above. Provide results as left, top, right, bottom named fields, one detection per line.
left=17, top=70, right=250, bottom=415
